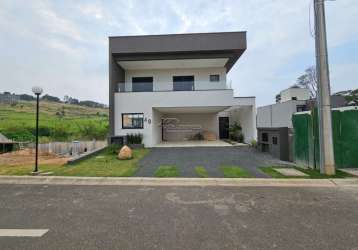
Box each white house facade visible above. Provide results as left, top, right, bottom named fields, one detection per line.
left=109, top=32, right=256, bottom=147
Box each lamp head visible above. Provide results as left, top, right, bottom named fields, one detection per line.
left=32, top=86, right=43, bottom=95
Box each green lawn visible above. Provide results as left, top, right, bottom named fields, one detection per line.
left=260, top=166, right=354, bottom=179
left=195, top=166, right=209, bottom=178
left=154, top=165, right=179, bottom=177
left=0, top=148, right=149, bottom=177
left=220, top=166, right=252, bottom=178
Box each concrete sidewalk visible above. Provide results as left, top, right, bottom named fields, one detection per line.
left=0, top=175, right=357, bottom=187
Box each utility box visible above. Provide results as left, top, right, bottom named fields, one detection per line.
left=109, top=135, right=127, bottom=146
left=257, top=127, right=292, bottom=161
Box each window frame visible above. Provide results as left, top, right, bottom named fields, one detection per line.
left=210, top=74, right=220, bottom=82
left=272, top=136, right=278, bottom=145
left=121, top=113, right=144, bottom=129
left=132, top=77, right=153, bottom=92
left=173, top=75, right=195, bottom=91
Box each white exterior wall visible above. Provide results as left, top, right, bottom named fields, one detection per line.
left=257, top=100, right=307, bottom=128
left=124, top=67, right=227, bottom=91
left=152, top=108, right=163, bottom=145
left=280, top=88, right=310, bottom=103
left=115, top=90, right=235, bottom=147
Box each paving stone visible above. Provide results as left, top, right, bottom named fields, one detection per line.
left=274, top=168, right=309, bottom=177
left=340, top=169, right=358, bottom=176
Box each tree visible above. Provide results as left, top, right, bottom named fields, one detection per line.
left=41, top=94, right=61, bottom=102
left=296, top=66, right=318, bottom=98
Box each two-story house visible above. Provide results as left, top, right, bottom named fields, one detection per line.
left=109, top=32, right=256, bottom=147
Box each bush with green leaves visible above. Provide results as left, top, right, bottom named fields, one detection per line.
left=126, top=133, right=143, bottom=144
left=229, top=122, right=245, bottom=142
left=1, top=127, right=34, bottom=142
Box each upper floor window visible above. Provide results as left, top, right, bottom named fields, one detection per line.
left=291, top=97, right=297, bottom=100
left=272, top=136, right=278, bottom=145
left=262, top=132, right=268, bottom=142
left=296, top=105, right=307, bottom=112
left=173, top=76, right=194, bottom=91
left=122, top=113, right=144, bottom=129
left=210, top=74, right=220, bottom=82
left=132, top=77, right=153, bottom=92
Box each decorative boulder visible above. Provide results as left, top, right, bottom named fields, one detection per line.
left=118, top=145, right=133, bottom=160
left=203, top=131, right=217, bottom=141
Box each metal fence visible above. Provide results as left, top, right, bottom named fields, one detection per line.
left=292, top=107, right=358, bottom=169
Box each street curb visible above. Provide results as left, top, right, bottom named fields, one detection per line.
left=0, top=176, right=357, bottom=187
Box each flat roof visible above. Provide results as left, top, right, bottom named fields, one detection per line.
left=109, top=31, right=247, bottom=72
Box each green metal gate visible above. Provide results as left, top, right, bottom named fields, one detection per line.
left=293, top=107, right=358, bottom=169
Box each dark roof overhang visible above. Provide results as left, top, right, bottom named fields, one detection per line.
left=109, top=32, right=246, bottom=72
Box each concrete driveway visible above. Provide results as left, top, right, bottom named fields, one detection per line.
left=136, top=146, right=288, bottom=177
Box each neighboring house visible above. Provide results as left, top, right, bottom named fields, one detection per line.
left=259, top=95, right=347, bottom=129
left=109, top=32, right=256, bottom=147
left=275, top=86, right=310, bottom=103
left=257, top=100, right=308, bottom=129
left=257, top=86, right=348, bottom=161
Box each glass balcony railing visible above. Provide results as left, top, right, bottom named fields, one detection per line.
left=116, top=80, right=232, bottom=93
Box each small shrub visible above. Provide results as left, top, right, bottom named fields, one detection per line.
left=238, top=133, right=244, bottom=143
left=250, top=139, right=257, bottom=148
left=127, top=133, right=143, bottom=144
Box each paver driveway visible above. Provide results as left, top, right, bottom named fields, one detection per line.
left=135, top=146, right=288, bottom=177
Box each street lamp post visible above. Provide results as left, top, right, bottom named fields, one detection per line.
left=32, top=86, right=43, bottom=175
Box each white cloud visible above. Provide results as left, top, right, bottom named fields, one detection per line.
left=0, top=0, right=357, bottom=105
left=77, top=3, right=103, bottom=20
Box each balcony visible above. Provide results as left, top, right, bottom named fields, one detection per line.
left=116, top=80, right=232, bottom=93
left=115, top=88, right=235, bottom=110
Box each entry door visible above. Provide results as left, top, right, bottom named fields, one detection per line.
left=219, top=117, right=229, bottom=139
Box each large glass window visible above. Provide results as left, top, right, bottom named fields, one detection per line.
left=173, top=76, right=194, bottom=91
left=122, top=113, right=144, bottom=129
left=132, top=77, right=153, bottom=92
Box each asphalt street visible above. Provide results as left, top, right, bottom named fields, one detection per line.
left=0, top=184, right=358, bottom=250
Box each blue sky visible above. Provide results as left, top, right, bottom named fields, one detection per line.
left=0, top=0, right=357, bottom=106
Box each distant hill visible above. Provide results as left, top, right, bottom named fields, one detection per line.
left=0, top=92, right=108, bottom=109
left=0, top=99, right=108, bottom=142
left=333, top=89, right=358, bottom=106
